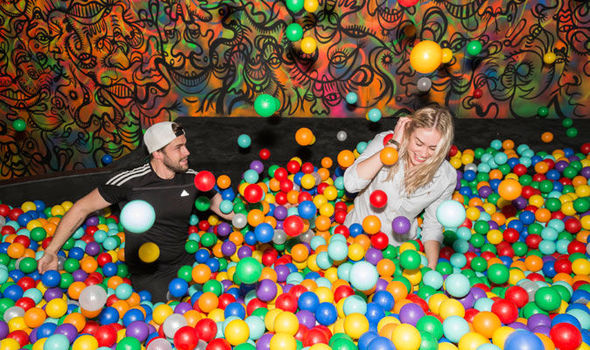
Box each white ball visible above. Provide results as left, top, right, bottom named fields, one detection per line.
left=337, top=130, right=348, bottom=142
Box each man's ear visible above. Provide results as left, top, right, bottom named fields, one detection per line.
left=152, top=150, right=163, bottom=160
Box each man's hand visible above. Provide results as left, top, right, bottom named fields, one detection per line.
left=37, top=251, right=58, bottom=273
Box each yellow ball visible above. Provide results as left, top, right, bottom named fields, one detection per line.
left=50, top=205, right=65, bottom=216
left=319, top=203, right=334, bottom=217
left=399, top=242, right=417, bottom=253
left=466, top=207, right=481, bottom=221
left=46, top=298, right=68, bottom=318
left=344, top=313, right=370, bottom=339
left=576, top=184, right=590, bottom=198
left=315, top=286, right=334, bottom=303
left=410, top=40, right=442, bottom=74
left=323, top=186, right=338, bottom=201
left=458, top=332, right=489, bottom=350
left=487, top=229, right=503, bottom=245
left=0, top=339, right=20, bottom=350
left=582, top=216, right=590, bottom=231
left=152, top=304, right=173, bottom=325
left=7, top=316, right=26, bottom=332
left=72, top=334, right=99, bottom=350
left=304, top=0, right=319, bottom=12
left=301, top=37, right=317, bottom=54
left=428, top=293, right=448, bottom=315
left=347, top=243, right=365, bottom=261
left=138, top=242, right=160, bottom=263
left=439, top=343, right=459, bottom=350
left=309, top=344, right=331, bottom=350
left=21, top=201, right=36, bottom=212
left=543, top=52, right=556, bottom=64
left=450, top=157, right=462, bottom=169
left=573, top=259, right=590, bottom=275
left=274, top=311, right=299, bottom=336
left=392, top=324, right=422, bottom=350
left=492, top=326, right=515, bottom=347
left=528, top=194, right=545, bottom=208
left=441, top=48, right=453, bottom=64
left=270, top=333, right=297, bottom=350
left=265, top=308, right=283, bottom=332
left=301, top=174, right=317, bottom=189
left=439, top=298, right=465, bottom=319
left=225, top=319, right=250, bottom=346
left=561, top=201, right=576, bottom=216
left=32, top=338, right=47, bottom=350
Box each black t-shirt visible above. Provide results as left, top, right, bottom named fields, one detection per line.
left=98, top=162, right=200, bottom=302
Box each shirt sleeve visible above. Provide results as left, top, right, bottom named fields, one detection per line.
left=420, top=172, right=458, bottom=243
left=343, top=132, right=390, bottom=194
left=97, top=184, right=131, bottom=204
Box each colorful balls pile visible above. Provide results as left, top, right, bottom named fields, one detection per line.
left=0, top=134, right=589, bottom=350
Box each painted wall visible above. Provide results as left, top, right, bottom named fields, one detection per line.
left=0, top=0, right=588, bottom=178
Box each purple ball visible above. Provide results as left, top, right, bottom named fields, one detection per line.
left=555, top=160, right=569, bottom=172
left=221, top=279, right=233, bottom=290
left=275, top=265, right=290, bottom=283
left=457, top=290, right=475, bottom=309
left=478, top=186, right=492, bottom=198
left=488, top=221, right=498, bottom=230
left=221, top=241, right=237, bottom=256
left=72, top=269, right=88, bottom=282
left=527, top=313, right=551, bottom=329
left=508, top=322, right=527, bottom=330
left=55, top=323, right=78, bottom=343
left=257, top=279, right=278, bottom=302
left=276, top=221, right=283, bottom=230
left=375, top=278, right=388, bottom=292
left=217, top=222, right=232, bottom=237
left=531, top=325, right=551, bottom=336
left=250, top=160, right=265, bottom=174
left=392, top=216, right=411, bottom=235
left=174, top=302, right=192, bottom=314
left=85, top=241, right=101, bottom=256
left=296, top=310, right=316, bottom=329
left=399, top=303, right=425, bottom=326
left=365, top=248, right=383, bottom=265
left=512, top=197, right=528, bottom=210
left=282, top=284, right=293, bottom=294
left=274, top=206, right=288, bottom=220
left=470, top=287, right=487, bottom=301
left=256, top=332, right=273, bottom=350
left=581, top=166, right=590, bottom=178
left=29, top=327, right=38, bottom=343
left=85, top=216, right=99, bottom=226
left=0, top=321, right=8, bottom=339
left=237, top=246, right=252, bottom=259
left=126, top=321, right=150, bottom=342
left=456, top=170, right=463, bottom=182
left=44, top=287, right=63, bottom=301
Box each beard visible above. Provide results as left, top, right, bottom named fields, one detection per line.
left=163, top=156, right=189, bottom=173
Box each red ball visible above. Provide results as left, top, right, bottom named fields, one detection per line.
left=513, top=164, right=527, bottom=176
left=95, top=325, right=118, bottom=347
left=8, top=208, right=23, bottom=221
left=289, top=284, right=308, bottom=299
left=273, top=167, right=288, bottom=181
left=280, top=179, right=294, bottom=193
left=581, top=142, right=590, bottom=155
left=459, top=217, right=472, bottom=229
left=13, top=235, right=30, bottom=248
left=295, top=324, right=309, bottom=342
left=491, top=299, right=518, bottom=324
left=198, top=220, right=210, bottom=232
left=369, top=190, right=388, bottom=209
left=525, top=234, right=542, bottom=249
left=218, top=294, right=236, bottom=310
left=259, top=148, right=271, bottom=160
left=174, top=326, right=199, bottom=350
left=301, top=162, right=315, bottom=174
left=527, top=273, right=545, bottom=282
left=439, top=247, right=454, bottom=260
left=371, top=232, right=389, bottom=250
left=298, top=191, right=313, bottom=203
left=86, top=226, right=98, bottom=235
left=565, top=218, right=582, bottom=234
left=283, top=216, right=305, bottom=237
left=96, top=253, right=113, bottom=267
left=551, top=211, right=565, bottom=220
left=81, top=321, right=100, bottom=336
left=14, top=297, right=35, bottom=311
left=275, top=292, right=298, bottom=312
left=7, top=330, right=29, bottom=347
left=304, top=327, right=330, bottom=346
left=333, top=225, right=349, bottom=237
left=532, top=174, right=546, bottom=182
left=335, top=201, right=348, bottom=212
left=333, top=210, right=347, bottom=224
left=449, top=145, right=458, bottom=157
left=286, top=160, right=301, bottom=174
left=246, top=298, right=266, bottom=316
left=16, top=278, right=36, bottom=292
left=194, top=170, right=216, bottom=192
left=0, top=204, right=10, bottom=217
left=555, top=258, right=573, bottom=274
left=195, top=318, right=217, bottom=342
left=275, top=192, right=288, bottom=205
left=244, top=184, right=264, bottom=203
left=383, top=133, right=394, bottom=146
left=496, top=242, right=514, bottom=258
left=521, top=186, right=536, bottom=199
left=504, top=286, right=528, bottom=308
left=473, top=88, right=483, bottom=98
left=206, top=339, right=231, bottom=350
left=333, top=285, right=355, bottom=302
left=568, top=240, right=586, bottom=254
left=464, top=308, right=479, bottom=323
left=1, top=225, right=16, bottom=236
left=550, top=322, right=582, bottom=350
left=405, top=294, right=428, bottom=312
left=316, top=183, right=329, bottom=194
left=481, top=251, right=496, bottom=261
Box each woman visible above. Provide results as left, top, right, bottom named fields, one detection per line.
left=343, top=105, right=457, bottom=269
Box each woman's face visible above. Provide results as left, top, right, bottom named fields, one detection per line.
left=406, top=127, right=442, bottom=168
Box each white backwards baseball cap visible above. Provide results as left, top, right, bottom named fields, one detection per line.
left=143, top=121, right=185, bottom=154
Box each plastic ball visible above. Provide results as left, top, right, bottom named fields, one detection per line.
left=444, top=273, right=470, bottom=298
left=498, top=179, right=522, bottom=201
left=301, top=37, right=317, bottom=54
left=436, top=200, right=466, bottom=227
left=286, top=23, right=303, bottom=42
left=336, top=131, right=348, bottom=141
left=237, top=134, right=252, bottom=148
left=194, top=171, right=216, bottom=192
left=138, top=242, right=160, bottom=263
left=409, top=40, right=442, bottom=74
left=543, top=52, right=556, bottom=64
left=304, top=0, right=318, bottom=12
left=369, top=190, right=388, bottom=209
left=235, top=257, right=262, bottom=284
left=367, top=109, right=382, bottom=122
left=295, top=128, right=314, bottom=146
left=285, top=0, right=304, bottom=12
left=392, top=324, right=421, bottom=350
left=466, top=40, right=483, bottom=56
left=12, top=119, right=26, bottom=132
left=349, top=261, right=378, bottom=291
left=441, top=48, right=453, bottom=63
left=392, top=216, right=411, bottom=235
left=417, top=77, right=432, bottom=92
left=224, top=319, right=250, bottom=346
left=345, top=93, right=358, bottom=104
left=504, top=330, right=544, bottom=350
left=79, top=285, right=107, bottom=312
left=120, top=200, right=156, bottom=234
left=254, top=94, right=278, bottom=117
left=102, top=154, right=113, bottom=165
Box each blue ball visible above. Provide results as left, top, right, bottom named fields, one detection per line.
left=237, top=134, right=252, bottom=148
left=99, top=307, right=120, bottom=324
left=519, top=211, right=535, bottom=225
left=358, top=331, right=379, bottom=350
left=297, top=201, right=317, bottom=220
left=122, top=308, right=145, bottom=326
left=205, top=258, right=220, bottom=272
left=367, top=108, right=382, bottom=122
left=254, top=223, right=274, bottom=244
left=36, top=323, right=57, bottom=339
left=41, top=270, right=61, bottom=288
left=244, top=231, right=257, bottom=245
left=436, top=200, right=466, bottom=228
left=349, top=223, right=364, bottom=237
left=365, top=302, right=385, bottom=324
left=372, top=291, right=394, bottom=312
left=224, top=302, right=246, bottom=319
left=367, top=336, right=395, bottom=350
left=298, top=291, right=320, bottom=312
left=195, top=249, right=210, bottom=263
left=103, top=263, right=118, bottom=277
left=504, top=330, right=544, bottom=350
left=345, top=92, right=358, bottom=104
left=315, top=302, right=338, bottom=325
left=102, top=154, right=113, bottom=165
left=552, top=314, right=582, bottom=329
left=168, top=278, right=188, bottom=298
left=3, top=284, right=23, bottom=301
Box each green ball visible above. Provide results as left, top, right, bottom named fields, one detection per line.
left=487, top=263, right=509, bottom=285
left=218, top=258, right=228, bottom=271
left=203, top=279, right=223, bottom=296
left=382, top=245, right=398, bottom=259
left=285, top=0, right=304, bottom=12
left=18, top=257, right=37, bottom=274
left=563, top=166, right=578, bottom=179
left=116, top=336, right=141, bottom=350
left=185, top=240, right=199, bottom=254
left=470, top=256, right=487, bottom=272
left=30, top=227, right=47, bottom=242
left=521, top=301, right=548, bottom=319
left=177, top=265, right=193, bottom=282
left=200, top=232, right=217, bottom=248
left=566, top=127, right=578, bottom=138
left=537, top=106, right=549, bottom=117
left=117, top=263, right=129, bottom=277
left=553, top=284, right=571, bottom=303
left=12, top=119, right=26, bottom=131
left=399, top=250, right=421, bottom=270
left=539, top=180, right=553, bottom=193
left=416, top=285, right=437, bottom=300
left=562, top=118, right=573, bottom=127
left=512, top=242, right=528, bottom=256
left=235, top=257, right=262, bottom=284
left=519, top=174, right=532, bottom=186
left=534, top=286, right=561, bottom=311
left=436, top=261, right=453, bottom=275
left=574, top=198, right=590, bottom=213
left=252, top=307, right=268, bottom=318
left=466, top=40, right=482, bottom=56
left=330, top=338, right=357, bottom=350
left=545, top=198, right=561, bottom=211
left=254, top=94, right=277, bottom=117
left=235, top=344, right=256, bottom=350
left=470, top=234, right=485, bottom=248
left=59, top=273, right=74, bottom=289
left=473, top=220, right=490, bottom=234
left=194, top=196, right=210, bottom=211
left=286, top=23, right=303, bottom=41
left=416, top=315, right=443, bottom=340
left=64, top=258, right=80, bottom=273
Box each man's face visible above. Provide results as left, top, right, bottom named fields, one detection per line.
left=159, top=135, right=190, bottom=172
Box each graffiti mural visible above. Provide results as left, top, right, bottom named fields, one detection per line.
left=0, top=0, right=588, bottom=178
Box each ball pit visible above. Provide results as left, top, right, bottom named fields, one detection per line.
left=0, top=137, right=589, bottom=350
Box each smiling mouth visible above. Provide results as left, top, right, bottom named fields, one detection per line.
left=0, top=88, right=40, bottom=108
left=167, top=67, right=209, bottom=93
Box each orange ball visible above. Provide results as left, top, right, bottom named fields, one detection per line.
left=380, top=147, right=399, bottom=166
left=80, top=256, right=98, bottom=273
left=217, top=175, right=231, bottom=189
left=291, top=243, right=310, bottom=262
left=64, top=312, right=87, bottom=332
left=541, top=132, right=553, bottom=143
left=337, top=150, right=355, bottom=168
left=315, top=215, right=332, bottom=232
left=192, top=264, right=212, bottom=284
left=198, top=292, right=219, bottom=313
left=295, top=127, right=314, bottom=146
left=498, top=179, right=522, bottom=201
left=386, top=281, right=409, bottom=301
left=535, top=208, right=551, bottom=223
left=68, top=281, right=87, bottom=300
left=376, top=259, right=396, bottom=278
left=524, top=255, right=543, bottom=272
left=362, top=215, right=381, bottom=235
left=502, top=139, right=515, bottom=150
left=7, top=243, right=25, bottom=259
left=321, top=157, right=333, bottom=168
left=247, top=209, right=265, bottom=227
left=534, top=161, right=549, bottom=174
left=472, top=311, right=502, bottom=339
left=24, top=307, right=46, bottom=328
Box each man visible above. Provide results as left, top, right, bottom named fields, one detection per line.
left=38, top=121, right=233, bottom=302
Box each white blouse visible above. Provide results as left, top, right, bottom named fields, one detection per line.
left=343, top=131, right=457, bottom=245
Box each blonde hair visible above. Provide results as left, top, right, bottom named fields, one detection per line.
left=386, top=105, right=454, bottom=195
